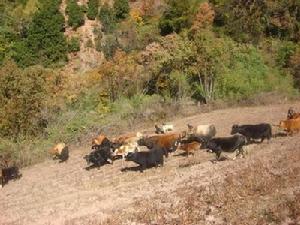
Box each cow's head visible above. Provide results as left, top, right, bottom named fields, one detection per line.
left=287, top=107, right=295, bottom=119
left=231, top=124, right=239, bottom=135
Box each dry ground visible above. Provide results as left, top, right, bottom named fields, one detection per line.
left=1, top=103, right=300, bottom=225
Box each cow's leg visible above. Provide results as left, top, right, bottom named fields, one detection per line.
left=139, top=164, right=145, bottom=173
left=238, top=147, right=245, bottom=158
left=215, top=148, right=222, bottom=161
left=246, top=137, right=251, bottom=144
left=260, top=137, right=265, bottom=143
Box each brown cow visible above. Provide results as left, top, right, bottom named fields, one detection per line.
left=279, top=118, right=300, bottom=135
left=137, top=132, right=183, bottom=157
left=112, top=132, right=143, bottom=145
left=177, top=141, right=200, bottom=157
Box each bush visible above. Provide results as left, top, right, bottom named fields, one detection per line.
left=68, top=37, right=80, bottom=52
left=0, top=60, right=50, bottom=140
left=113, top=0, right=129, bottom=20
left=99, top=3, right=116, bottom=33
left=100, top=34, right=119, bottom=59
left=66, top=0, right=85, bottom=29
left=87, top=0, right=99, bottom=20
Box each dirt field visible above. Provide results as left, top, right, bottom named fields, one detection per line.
left=1, top=103, right=300, bottom=225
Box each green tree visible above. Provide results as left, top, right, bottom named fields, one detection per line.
left=158, top=0, right=198, bottom=36
left=113, top=0, right=129, bottom=20
left=99, top=3, right=116, bottom=33
left=12, top=0, right=68, bottom=67
left=87, top=0, right=99, bottom=20
left=66, top=0, right=85, bottom=29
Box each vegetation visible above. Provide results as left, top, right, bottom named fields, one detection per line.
left=66, top=0, right=85, bottom=29
left=0, top=0, right=299, bottom=166
left=99, top=3, right=116, bottom=33
left=68, top=37, right=80, bottom=52
left=113, top=0, right=130, bottom=20
left=87, top=0, right=99, bottom=20
left=12, top=0, right=68, bottom=67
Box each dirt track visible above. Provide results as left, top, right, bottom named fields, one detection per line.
left=1, top=103, right=300, bottom=225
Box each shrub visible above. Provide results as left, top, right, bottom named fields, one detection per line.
left=68, top=36, right=80, bottom=52
left=99, top=3, right=116, bottom=33
left=87, top=0, right=99, bottom=20
left=113, top=0, right=130, bottom=20
left=66, top=0, right=85, bottom=29
left=100, top=34, right=119, bottom=59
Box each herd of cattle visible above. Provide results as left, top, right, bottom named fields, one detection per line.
left=1, top=107, right=300, bottom=187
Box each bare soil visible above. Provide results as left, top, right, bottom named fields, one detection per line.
left=1, top=103, right=300, bottom=225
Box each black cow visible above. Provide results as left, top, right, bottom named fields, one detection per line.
left=1, top=166, right=22, bottom=187
left=84, top=150, right=107, bottom=170
left=198, top=135, right=247, bottom=160
left=56, top=147, right=69, bottom=163
left=85, top=137, right=115, bottom=170
left=137, top=138, right=170, bottom=157
left=231, top=123, right=272, bottom=143
left=125, top=148, right=164, bottom=172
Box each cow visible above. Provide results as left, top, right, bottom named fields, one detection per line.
left=111, top=132, right=143, bottom=146
left=1, top=166, right=21, bottom=188
left=231, top=123, right=272, bottom=144
left=48, top=143, right=69, bottom=163
left=137, top=132, right=182, bottom=157
left=187, top=124, right=216, bottom=138
left=155, top=124, right=174, bottom=134
left=279, top=118, right=300, bottom=135
left=85, top=135, right=115, bottom=169
left=112, top=142, right=139, bottom=160
left=195, top=135, right=247, bottom=161
left=84, top=150, right=107, bottom=170
left=92, top=134, right=112, bottom=149
left=125, top=147, right=164, bottom=172
left=287, top=108, right=300, bottom=119
left=177, top=141, right=201, bottom=157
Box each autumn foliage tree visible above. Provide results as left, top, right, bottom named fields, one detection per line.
left=191, top=2, right=215, bottom=31
left=0, top=60, right=51, bottom=140
left=99, top=50, right=144, bottom=101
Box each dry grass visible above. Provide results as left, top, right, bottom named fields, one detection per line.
left=102, top=141, right=300, bottom=225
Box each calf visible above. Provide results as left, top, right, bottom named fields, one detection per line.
left=177, top=141, right=201, bottom=157
left=48, top=143, right=69, bottom=163
left=112, top=142, right=139, bottom=159
left=279, top=118, right=300, bottom=135
left=231, top=123, right=272, bottom=143
left=1, top=166, right=21, bottom=188
left=187, top=124, right=216, bottom=138
left=125, top=148, right=164, bottom=172
left=201, top=135, right=247, bottom=160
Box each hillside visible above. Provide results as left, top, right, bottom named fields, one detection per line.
left=1, top=103, right=300, bottom=225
